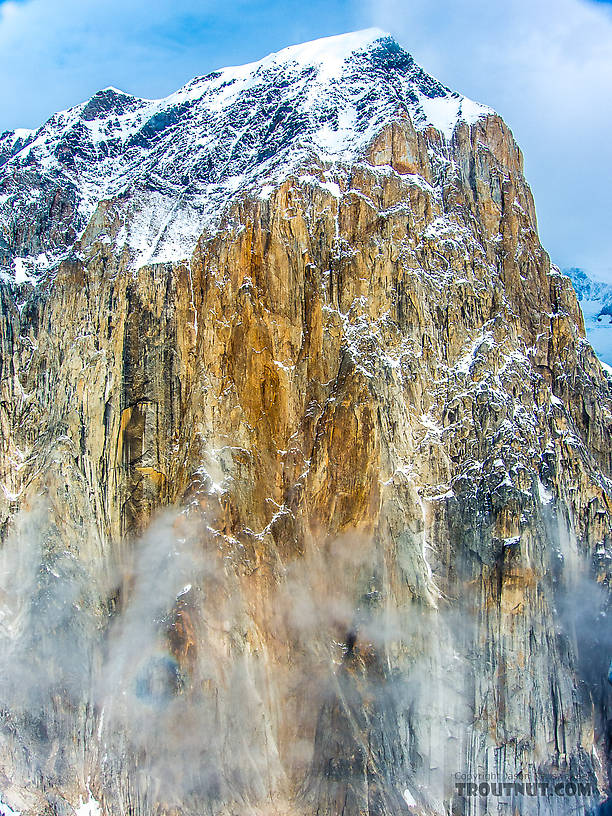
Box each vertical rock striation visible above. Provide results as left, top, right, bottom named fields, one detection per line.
left=0, top=28, right=610, bottom=816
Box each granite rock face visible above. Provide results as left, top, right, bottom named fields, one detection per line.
left=0, top=30, right=611, bottom=816
left=565, top=268, right=612, bottom=367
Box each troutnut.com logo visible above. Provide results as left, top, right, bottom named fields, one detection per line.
left=454, top=777, right=595, bottom=798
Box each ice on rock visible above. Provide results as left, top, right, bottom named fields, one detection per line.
left=0, top=30, right=494, bottom=280
left=75, top=797, right=101, bottom=816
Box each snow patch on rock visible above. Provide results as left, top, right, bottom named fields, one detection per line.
left=0, top=30, right=495, bottom=280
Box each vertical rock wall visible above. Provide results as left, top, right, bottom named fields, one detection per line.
left=0, top=113, right=610, bottom=816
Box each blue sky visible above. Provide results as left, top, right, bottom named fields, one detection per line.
left=0, top=0, right=611, bottom=281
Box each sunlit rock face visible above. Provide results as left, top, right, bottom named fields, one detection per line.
left=0, top=29, right=611, bottom=816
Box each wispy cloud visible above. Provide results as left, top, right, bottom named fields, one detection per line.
left=0, top=0, right=226, bottom=124
left=0, top=0, right=364, bottom=132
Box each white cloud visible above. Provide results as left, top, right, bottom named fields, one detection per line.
left=0, top=0, right=232, bottom=130
left=360, top=0, right=612, bottom=280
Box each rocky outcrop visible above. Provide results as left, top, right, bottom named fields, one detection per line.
left=0, top=30, right=611, bottom=816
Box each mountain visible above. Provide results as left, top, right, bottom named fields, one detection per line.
left=0, top=28, right=492, bottom=279
left=566, top=267, right=612, bottom=369
left=0, top=29, right=611, bottom=816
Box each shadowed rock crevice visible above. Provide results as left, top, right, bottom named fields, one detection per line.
left=0, top=29, right=610, bottom=816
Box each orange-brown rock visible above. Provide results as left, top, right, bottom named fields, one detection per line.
left=0, top=30, right=610, bottom=816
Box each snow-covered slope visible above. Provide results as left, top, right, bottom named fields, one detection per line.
left=0, top=29, right=494, bottom=279
left=3, top=28, right=612, bottom=816
left=566, top=267, right=612, bottom=368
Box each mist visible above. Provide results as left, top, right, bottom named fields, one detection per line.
left=0, top=495, right=609, bottom=813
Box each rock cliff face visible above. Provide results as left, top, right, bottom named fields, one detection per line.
left=0, top=28, right=611, bottom=816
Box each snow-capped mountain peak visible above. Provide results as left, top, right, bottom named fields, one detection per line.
left=217, top=28, right=391, bottom=81
left=0, top=30, right=495, bottom=279
left=566, top=267, right=612, bottom=368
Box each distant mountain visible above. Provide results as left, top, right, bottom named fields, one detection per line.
left=565, top=267, right=612, bottom=367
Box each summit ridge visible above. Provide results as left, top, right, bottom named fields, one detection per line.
left=0, top=30, right=494, bottom=278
